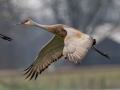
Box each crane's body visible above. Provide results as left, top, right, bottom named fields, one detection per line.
left=17, top=19, right=109, bottom=80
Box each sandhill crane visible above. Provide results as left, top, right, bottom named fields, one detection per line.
left=0, top=34, right=12, bottom=41
left=16, top=19, right=110, bottom=80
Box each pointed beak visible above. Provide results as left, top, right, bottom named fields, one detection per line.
left=15, top=22, right=24, bottom=25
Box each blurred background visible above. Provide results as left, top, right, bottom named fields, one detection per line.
left=0, top=0, right=120, bottom=90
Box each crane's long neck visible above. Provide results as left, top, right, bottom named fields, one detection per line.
left=33, top=22, right=55, bottom=34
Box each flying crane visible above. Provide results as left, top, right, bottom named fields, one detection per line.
left=16, top=19, right=110, bottom=80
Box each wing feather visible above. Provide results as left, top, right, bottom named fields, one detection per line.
left=24, top=35, right=64, bottom=80
left=63, top=27, right=94, bottom=63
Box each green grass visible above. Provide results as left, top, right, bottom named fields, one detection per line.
left=0, top=65, right=120, bottom=90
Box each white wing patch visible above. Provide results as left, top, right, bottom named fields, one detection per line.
left=63, top=27, right=94, bottom=63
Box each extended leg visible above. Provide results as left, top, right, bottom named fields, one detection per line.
left=91, top=39, right=110, bottom=59
left=92, top=46, right=110, bottom=59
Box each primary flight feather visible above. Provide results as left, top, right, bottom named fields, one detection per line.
left=16, top=19, right=110, bottom=80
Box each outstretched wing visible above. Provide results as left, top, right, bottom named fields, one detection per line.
left=24, top=35, right=64, bottom=80
left=63, top=27, right=94, bottom=63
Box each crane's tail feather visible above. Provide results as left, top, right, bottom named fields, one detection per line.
left=91, top=46, right=110, bottom=59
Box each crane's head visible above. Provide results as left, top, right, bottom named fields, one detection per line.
left=16, top=19, right=48, bottom=30
left=16, top=19, right=35, bottom=25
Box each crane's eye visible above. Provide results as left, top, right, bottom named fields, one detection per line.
left=24, top=19, right=30, bottom=23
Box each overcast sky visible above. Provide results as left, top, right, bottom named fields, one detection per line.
left=11, top=0, right=120, bottom=44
